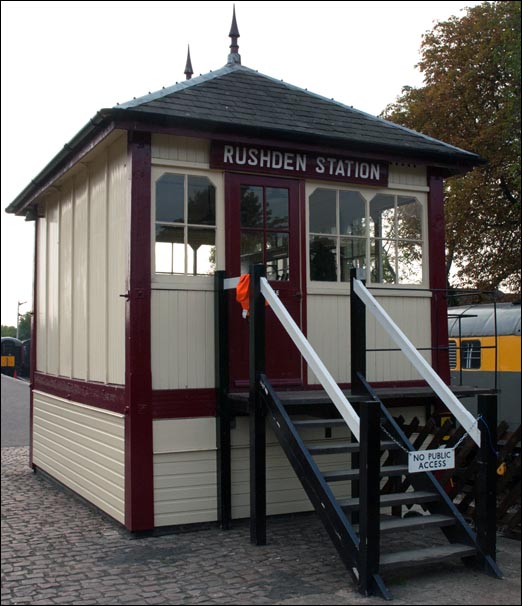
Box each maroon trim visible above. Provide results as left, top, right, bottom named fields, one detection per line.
left=152, top=389, right=216, bottom=419
left=299, top=179, right=308, bottom=386
left=29, top=220, right=38, bottom=468
left=33, top=372, right=125, bottom=413
left=109, top=119, right=470, bottom=175
left=125, top=131, right=154, bottom=531
left=427, top=171, right=450, bottom=384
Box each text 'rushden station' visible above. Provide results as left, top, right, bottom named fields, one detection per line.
left=222, top=145, right=381, bottom=180
left=210, top=143, right=388, bottom=186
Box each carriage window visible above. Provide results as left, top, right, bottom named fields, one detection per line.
left=460, top=340, right=481, bottom=369
left=155, top=174, right=216, bottom=275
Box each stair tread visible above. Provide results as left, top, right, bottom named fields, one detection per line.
left=339, top=490, right=440, bottom=510
left=308, top=440, right=399, bottom=454
left=293, top=419, right=346, bottom=428
left=324, top=464, right=408, bottom=481
left=379, top=514, right=455, bottom=532
left=380, top=544, right=476, bottom=569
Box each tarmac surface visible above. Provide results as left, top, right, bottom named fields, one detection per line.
left=2, top=445, right=521, bottom=605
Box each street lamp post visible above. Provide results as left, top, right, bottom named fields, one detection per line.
left=16, top=301, right=27, bottom=340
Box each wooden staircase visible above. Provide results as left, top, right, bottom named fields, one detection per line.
left=259, top=375, right=502, bottom=599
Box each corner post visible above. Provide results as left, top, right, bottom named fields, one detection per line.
left=249, top=263, right=266, bottom=545
left=215, top=270, right=231, bottom=530
left=476, top=394, right=498, bottom=567
left=350, top=268, right=366, bottom=395
left=358, top=399, right=381, bottom=595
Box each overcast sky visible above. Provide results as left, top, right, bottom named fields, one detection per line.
left=1, top=0, right=482, bottom=326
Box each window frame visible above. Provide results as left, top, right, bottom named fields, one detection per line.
left=306, top=183, right=428, bottom=291
left=151, top=166, right=223, bottom=289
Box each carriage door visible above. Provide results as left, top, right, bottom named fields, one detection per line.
left=226, top=174, right=303, bottom=388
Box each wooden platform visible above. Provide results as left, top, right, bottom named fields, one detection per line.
left=228, top=384, right=497, bottom=415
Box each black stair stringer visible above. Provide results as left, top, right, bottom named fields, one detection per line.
left=258, top=374, right=392, bottom=600
left=360, top=374, right=503, bottom=579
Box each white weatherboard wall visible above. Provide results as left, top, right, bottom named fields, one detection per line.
left=36, top=133, right=128, bottom=385
left=153, top=417, right=351, bottom=526
left=32, top=391, right=125, bottom=523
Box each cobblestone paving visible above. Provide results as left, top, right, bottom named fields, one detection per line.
left=2, top=447, right=521, bottom=605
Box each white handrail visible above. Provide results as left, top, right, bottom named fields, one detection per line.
left=260, top=278, right=360, bottom=441
left=353, top=279, right=480, bottom=446
left=223, top=276, right=240, bottom=290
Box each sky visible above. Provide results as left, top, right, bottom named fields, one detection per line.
left=1, top=0, right=483, bottom=326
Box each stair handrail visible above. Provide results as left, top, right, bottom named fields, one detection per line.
left=260, top=277, right=361, bottom=441
left=352, top=278, right=480, bottom=446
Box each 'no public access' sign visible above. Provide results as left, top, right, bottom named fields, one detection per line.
left=408, top=448, right=455, bottom=473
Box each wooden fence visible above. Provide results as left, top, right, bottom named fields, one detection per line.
left=384, top=416, right=521, bottom=539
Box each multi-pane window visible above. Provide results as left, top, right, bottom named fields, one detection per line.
left=240, top=185, right=290, bottom=280
left=155, top=174, right=216, bottom=275
left=309, top=189, right=366, bottom=282
left=309, top=188, right=424, bottom=285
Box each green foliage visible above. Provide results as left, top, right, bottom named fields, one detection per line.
left=1, top=325, right=16, bottom=338
left=17, top=312, right=32, bottom=341
left=382, top=1, right=521, bottom=293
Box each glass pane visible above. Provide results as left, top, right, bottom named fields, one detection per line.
left=266, top=233, right=289, bottom=281
left=461, top=340, right=481, bottom=369
left=155, top=225, right=184, bottom=273
left=241, top=186, right=264, bottom=227
left=340, top=238, right=366, bottom=282
left=340, top=191, right=366, bottom=236
left=188, top=228, right=216, bottom=275
left=266, top=188, right=289, bottom=228
left=397, top=241, right=422, bottom=284
left=240, top=231, right=264, bottom=275
left=309, top=189, right=336, bottom=234
left=188, top=176, right=216, bottom=226
left=370, top=239, right=396, bottom=284
left=397, top=196, right=422, bottom=241
left=310, top=236, right=337, bottom=281
left=370, top=194, right=395, bottom=239
left=156, top=174, right=184, bottom=223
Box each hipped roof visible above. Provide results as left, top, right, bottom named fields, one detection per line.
left=7, top=62, right=484, bottom=216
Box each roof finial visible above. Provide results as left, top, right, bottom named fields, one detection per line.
left=184, top=45, right=194, bottom=80
left=227, top=5, right=241, bottom=66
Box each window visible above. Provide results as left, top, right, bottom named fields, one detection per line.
left=155, top=174, right=216, bottom=275
left=460, top=340, right=481, bottom=369
left=309, top=188, right=424, bottom=285
left=309, top=189, right=366, bottom=282
left=240, top=185, right=290, bottom=280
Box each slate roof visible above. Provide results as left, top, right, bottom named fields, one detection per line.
left=116, top=63, right=482, bottom=165
left=7, top=62, right=483, bottom=215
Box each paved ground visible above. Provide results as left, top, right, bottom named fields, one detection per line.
left=1, top=446, right=521, bottom=606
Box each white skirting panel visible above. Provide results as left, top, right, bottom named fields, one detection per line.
left=32, top=391, right=125, bottom=523
left=152, top=417, right=351, bottom=527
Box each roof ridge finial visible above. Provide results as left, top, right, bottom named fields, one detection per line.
left=227, top=4, right=241, bottom=66
left=184, top=45, right=194, bottom=80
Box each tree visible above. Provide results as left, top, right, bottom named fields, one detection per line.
left=382, top=1, right=521, bottom=293
left=17, top=312, right=32, bottom=341
left=1, top=325, right=16, bottom=338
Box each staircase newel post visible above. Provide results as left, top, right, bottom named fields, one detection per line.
left=476, top=394, right=498, bottom=568
left=358, top=399, right=381, bottom=596
left=350, top=267, right=366, bottom=396
left=249, top=263, right=267, bottom=545
left=215, top=270, right=231, bottom=530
